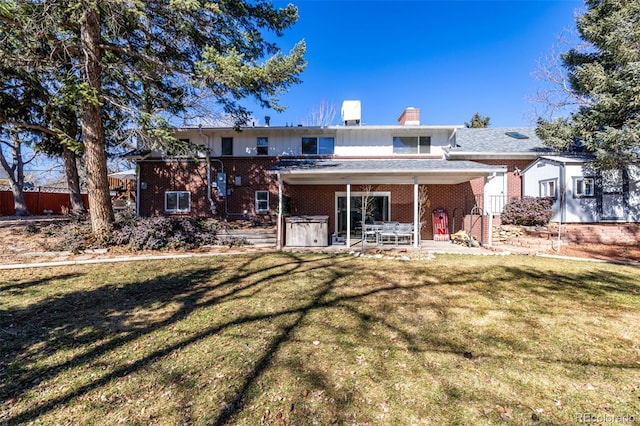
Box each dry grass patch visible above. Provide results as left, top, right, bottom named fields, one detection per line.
left=1, top=253, right=639, bottom=425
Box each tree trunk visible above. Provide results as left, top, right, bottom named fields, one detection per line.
left=0, top=132, right=29, bottom=216
left=62, top=145, right=87, bottom=215
left=80, top=4, right=113, bottom=237
left=9, top=181, right=29, bottom=216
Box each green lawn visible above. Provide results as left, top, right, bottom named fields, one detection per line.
left=1, top=253, right=639, bottom=425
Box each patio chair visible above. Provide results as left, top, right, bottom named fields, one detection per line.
left=395, top=223, right=414, bottom=245
left=362, top=224, right=380, bottom=244
left=379, top=222, right=399, bottom=245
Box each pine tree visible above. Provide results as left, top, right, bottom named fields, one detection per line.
left=536, top=0, right=640, bottom=169
left=0, top=0, right=306, bottom=236
left=464, top=112, right=491, bottom=128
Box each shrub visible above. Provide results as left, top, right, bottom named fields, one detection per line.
left=501, top=197, right=554, bottom=227
left=111, top=216, right=219, bottom=251
left=42, top=221, right=97, bottom=253
left=24, top=223, right=40, bottom=235
left=44, top=215, right=220, bottom=252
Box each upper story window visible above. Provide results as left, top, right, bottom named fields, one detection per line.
left=221, top=137, right=233, bottom=156
left=165, top=191, right=190, bottom=213
left=540, top=179, right=557, bottom=199
left=574, top=177, right=595, bottom=197
left=392, top=136, right=431, bottom=154
left=257, top=137, right=268, bottom=155
left=302, top=137, right=335, bottom=155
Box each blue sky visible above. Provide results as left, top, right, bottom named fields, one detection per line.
left=249, top=0, right=584, bottom=127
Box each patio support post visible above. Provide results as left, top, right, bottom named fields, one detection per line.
left=413, top=177, right=419, bottom=248
left=346, top=177, right=351, bottom=247
left=276, top=172, right=283, bottom=250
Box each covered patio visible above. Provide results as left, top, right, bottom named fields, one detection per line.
left=268, top=159, right=506, bottom=249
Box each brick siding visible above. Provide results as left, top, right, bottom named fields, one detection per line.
left=137, top=157, right=530, bottom=241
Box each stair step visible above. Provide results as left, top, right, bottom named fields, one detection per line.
left=217, top=228, right=277, bottom=246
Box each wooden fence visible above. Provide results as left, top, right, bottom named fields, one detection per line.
left=0, top=188, right=89, bottom=216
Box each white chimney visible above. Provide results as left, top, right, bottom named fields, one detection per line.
left=341, top=100, right=361, bottom=126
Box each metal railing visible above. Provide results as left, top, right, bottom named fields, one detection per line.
left=466, top=194, right=511, bottom=215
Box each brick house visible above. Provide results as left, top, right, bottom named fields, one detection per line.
left=128, top=103, right=554, bottom=247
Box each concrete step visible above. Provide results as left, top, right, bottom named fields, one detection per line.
left=217, top=228, right=277, bottom=246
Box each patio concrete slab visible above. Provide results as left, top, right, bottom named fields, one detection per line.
left=284, top=240, right=500, bottom=256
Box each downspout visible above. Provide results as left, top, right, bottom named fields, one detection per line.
left=557, top=164, right=566, bottom=251
left=206, top=153, right=216, bottom=215
left=135, top=164, right=140, bottom=216
left=204, top=133, right=225, bottom=215
left=346, top=177, right=351, bottom=247
left=413, top=177, right=419, bottom=248
left=277, top=172, right=283, bottom=250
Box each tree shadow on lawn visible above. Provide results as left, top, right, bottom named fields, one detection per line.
left=0, top=272, right=83, bottom=293
left=2, top=253, right=360, bottom=423
left=501, top=265, right=640, bottom=297
left=2, top=254, right=639, bottom=425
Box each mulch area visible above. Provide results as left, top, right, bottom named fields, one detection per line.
left=553, top=243, right=640, bottom=263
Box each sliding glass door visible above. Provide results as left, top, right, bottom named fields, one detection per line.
left=336, top=192, right=390, bottom=236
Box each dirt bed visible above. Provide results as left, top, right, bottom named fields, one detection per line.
left=1, top=216, right=639, bottom=265
left=0, top=217, right=258, bottom=265
left=551, top=243, right=640, bottom=263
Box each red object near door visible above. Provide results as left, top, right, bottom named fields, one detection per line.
left=432, top=209, right=450, bottom=241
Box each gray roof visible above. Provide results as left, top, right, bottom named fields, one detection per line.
left=448, top=127, right=552, bottom=156
left=268, top=158, right=505, bottom=185
left=269, top=158, right=502, bottom=173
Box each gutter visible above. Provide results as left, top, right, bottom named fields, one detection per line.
left=445, top=152, right=544, bottom=160
left=267, top=167, right=507, bottom=176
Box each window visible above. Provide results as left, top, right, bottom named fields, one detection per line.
left=392, top=136, right=431, bottom=154
left=505, top=131, right=530, bottom=139
left=302, top=137, right=335, bottom=155
left=335, top=192, right=391, bottom=236
left=165, top=191, right=190, bottom=212
left=255, top=191, right=269, bottom=212
left=574, top=177, right=595, bottom=197
left=539, top=179, right=557, bottom=198
left=256, top=137, right=268, bottom=155
left=221, top=137, right=233, bottom=156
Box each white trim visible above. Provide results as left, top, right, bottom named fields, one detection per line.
left=573, top=176, right=595, bottom=198
left=539, top=179, right=557, bottom=198
left=256, top=137, right=269, bottom=156
left=164, top=191, right=191, bottom=213
left=301, top=136, right=335, bottom=155
left=334, top=191, right=392, bottom=238
left=255, top=190, right=269, bottom=212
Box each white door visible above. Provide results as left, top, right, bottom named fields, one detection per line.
left=601, top=169, right=625, bottom=221
left=484, top=173, right=506, bottom=214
